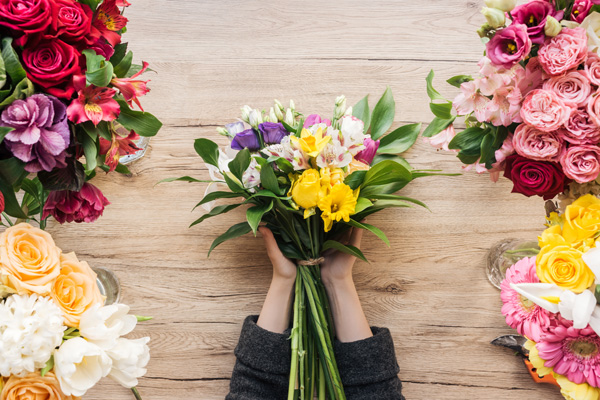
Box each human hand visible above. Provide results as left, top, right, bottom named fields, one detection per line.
left=320, top=226, right=364, bottom=287
left=259, top=226, right=296, bottom=283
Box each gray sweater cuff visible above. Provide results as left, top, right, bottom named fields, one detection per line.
left=334, top=327, right=400, bottom=386
left=233, top=315, right=291, bottom=375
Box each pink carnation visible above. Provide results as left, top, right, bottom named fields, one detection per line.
left=543, top=71, right=592, bottom=108
left=501, top=257, right=551, bottom=342
left=562, top=108, right=600, bottom=145
left=538, top=27, right=588, bottom=76
left=520, top=89, right=571, bottom=132
left=513, top=124, right=563, bottom=162
left=536, top=318, right=600, bottom=387
left=585, top=53, right=600, bottom=86
left=560, top=145, right=600, bottom=183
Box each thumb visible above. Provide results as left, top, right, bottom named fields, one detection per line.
left=259, top=227, right=286, bottom=264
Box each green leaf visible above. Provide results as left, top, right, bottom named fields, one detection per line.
left=479, top=132, right=495, bottom=168
left=1, top=38, right=25, bottom=84
left=223, top=172, right=245, bottom=193
left=260, top=163, right=281, bottom=195
left=370, top=87, right=395, bottom=140
left=157, top=176, right=212, bottom=185
left=372, top=154, right=412, bottom=171
left=190, top=203, right=241, bottom=227
left=426, top=70, right=446, bottom=102
left=344, top=171, right=367, bottom=190
left=113, top=50, right=133, bottom=78
left=80, top=121, right=111, bottom=141
left=368, top=194, right=429, bottom=210
left=208, top=222, right=253, bottom=257
left=346, top=219, right=390, bottom=246
left=194, top=191, right=244, bottom=210
left=0, top=178, right=26, bottom=218
left=247, top=201, right=273, bottom=235
left=354, top=197, right=372, bottom=213
left=116, top=100, right=162, bottom=137
left=0, top=157, right=26, bottom=186
left=78, top=0, right=101, bottom=9
left=41, top=356, right=54, bottom=377
left=82, top=49, right=114, bottom=87
left=448, top=126, right=487, bottom=153
left=193, top=138, right=220, bottom=168
left=228, top=148, right=251, bottom=182
left=0, top=43, right=6, bottom=89
left=79, top=132, right=98, bottom=172
left=352, top=95, right=371, bottom=133
left=429, top=102, right=453, bottom=120
left=136, top=315, right=153, bottom=322
left=321, top=240, right=368, bottom=263
left=377, top=123, right=422, bottom=154
left=246, top=190, right=284, bottom=201
left=447, top=74, right=473, bottom=88
left=115, top=163, right=131, bottom=175
left=0, top=126, right=13, bottom=144
left=361, top=160, right=412, bottom=188
left=422, top=117, right=455, bottom=138
left=109, top=43, right=128, bottom=66
left=0, top=78, right=34, bottom=108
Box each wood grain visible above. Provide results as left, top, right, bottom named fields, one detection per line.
left=23, top=0, right=565, bottom=399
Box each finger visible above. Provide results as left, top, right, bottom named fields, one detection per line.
left=349, top=226, right=364, bottom=249
left=259, top=227, right=286, bottom=263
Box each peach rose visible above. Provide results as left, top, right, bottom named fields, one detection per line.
left=51, top=253, right=104, bottom=328
left=0, top=223, right=60, bottom=295
left=520, top=89, right=571, bottom=132
left=1, top=371, right=79, bottom=400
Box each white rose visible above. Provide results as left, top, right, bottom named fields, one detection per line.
left=79, top=304, right=137, bottom=350
left=54, top=337, right=111, bottom=396
left=580, top=12, right=600, bottom=53
left=107, top=337, right=151, bottom=388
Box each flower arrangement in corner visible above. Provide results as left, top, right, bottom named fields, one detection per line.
left=0, top=0, right=162, bottom=230
left=0, top=222, right=151, bottom=399
left=170, top=89, right=446, bottom=399
left=500, top=194, right=600, bottom=399
left=424, top=0, right=600, bottom=203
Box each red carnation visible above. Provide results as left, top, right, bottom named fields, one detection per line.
left=504, top=155, right=570, bottom=200
left=0, top=0, right=52, bottom=46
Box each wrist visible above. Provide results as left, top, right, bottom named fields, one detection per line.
left=271, top=274, right=296, bottom=290
left=322, top=275, right=355, bottom=295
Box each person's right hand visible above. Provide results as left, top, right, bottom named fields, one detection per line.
left=259, top=226, right=296, bottom=283
left=320, top=226, right=363, bottom=286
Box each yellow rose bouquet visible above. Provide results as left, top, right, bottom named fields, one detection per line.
left=172, top=89, right=446, bottom=399
left=0, top=223, right=151, bottom=400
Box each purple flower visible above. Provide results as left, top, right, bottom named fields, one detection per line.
left=355, top=138, right=380, bottom=165
left=259, top=122, right=289, bottom=145
left=572, top=0, right=593, bottom=23
left=1, top=94, right=70, bottom=173
left=303, top=114, right=331, bottom=128
left=231, top=129, right=260, bottom=151
left=486, top=23, right=532, bottom=68
left=511, top=1, right=564, bottom=44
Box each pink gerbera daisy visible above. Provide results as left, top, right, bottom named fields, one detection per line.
left=537, top=318, right=600, bottom=388
left=501, top=257, right=552, bottom=341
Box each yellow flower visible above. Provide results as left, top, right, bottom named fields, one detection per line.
left=538, top=224, right=567, bottom=249
left=289, top=169, right=322, bottom=217
left=318, top=183, right=358, bottom=232
left=525, top=340, right=553, bottom=377
left=562, top=194, right=600, bottom=247
left=536, top=244, right=594, bottom=293
left=290, top=127, right=331, bottom=158
left=319, top=168, right=345, bottom=197
left=555, top=374, right=600, bottom=400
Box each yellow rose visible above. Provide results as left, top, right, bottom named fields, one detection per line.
left=290, top=169, right=321, bottom=211
left=1, top=372, right=79, bottom=400
left=562, top=194, right=600, bottom=247
left=536, top=245, right=594, bottom=293
left=0, top=223, right=61, bottom=295
left=51, top=253, right=105, bottom=328
left=538, top=224, right=566, bottom=249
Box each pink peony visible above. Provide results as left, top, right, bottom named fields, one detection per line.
left=538, top=27, right=588, bottom=76
left=520, top=89, right=571, bottom=132
left=513, top=124, right=563, bottom=162
left=424, top=124, right=456, bottom=152
left=543, top=71, right=592, bottom=108
left=587, top=90, right=600, bottom=127
left=560, top=145, right=600, bottom=183
left=487, top=24, right=532, bottom=69
left=536, top=318, right=600, bottom=387
left=585, top=53, right=600, bottom=86
left=501, top=257, right=551, bottom=342
left=562, top=108, right=600, bottom=145
left=43, top=183, right=110, bottom=224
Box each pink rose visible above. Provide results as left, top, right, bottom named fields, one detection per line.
left=513, top=124, right=564, bottom=162
left=586, top=53, right=600, bottom=86
left=538, top=28, right=588, bottom=76
left=586, top=89, right=600, bottom=127
left=560, top=145, right=600, bottom=183
left=520, top=89, right=571, bottom=132
left=543, top=71, right=591, bottom=108
left=562, top=108, right=600, bottom=145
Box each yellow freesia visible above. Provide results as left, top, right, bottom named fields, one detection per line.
left=290, top=127, right=331, bottom=158
left=562, top=194, right=600, bottom=248
left=536, top=244, right=594, bottom=293
left=318, top=183, right=359, bottom=232
left=289, top=169, right=321, bottom=217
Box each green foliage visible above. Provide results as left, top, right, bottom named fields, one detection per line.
left=260, top=163, right=283, bottom=195
left=83, top=49, right=114, bottom=87
left=361, top=160, right=412, bottom=188
left=190, top=204, right=241, bottom=227
left=352, top=95, right=371, bottom=134
left=247, top=201, right=273, bottom=235
left=447, top=75, right=473, bottom=88
left=346, top=219, right=389, bottom=246
left=193, top=139, right=220, bottom=168
left=194, top=191, right=244, bottom=210
left=113, top=51, right=133, bottom=78
left=377, top=123, right=421, bottom=154
left=116, top=100, right=162, bottom=137
left=228, top=149, right=251, bottom=182
left=370, top=87, right=395, bottom=140
left=422, top=116, right=455, bottom=138
left=0, top=126, right=13, bottom=144
left=1, top=38, right=24, bottom=84
left=208, top=222, right=253, bottom=257
left=322, top=240, right=368, bottom=263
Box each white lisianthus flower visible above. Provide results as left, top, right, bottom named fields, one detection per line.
left=0, top=294, right=65, bottom=376
left=54, top=337, right=111, bottom=396
left=79, top=304, right=137, bottom=350
left=579, top=12, right=600, bottom=53
left=484, top=0, right=516, bottom=12
left=242, top=158, right=261, bottom=190
left=339, top=116, right=367, bottom=155
left=107, top=337, right=150, bottom=388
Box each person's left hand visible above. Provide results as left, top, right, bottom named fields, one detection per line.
left=259, top=226, right=296, bottom=282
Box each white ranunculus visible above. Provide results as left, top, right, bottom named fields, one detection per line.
left=54, top=337, right=111, bottom=396
left=78, top=304, right=137, bottom=350
left=107, top=337, right=150, bottom=388
left=0, top=294, right=65, bottom=376
left=579, top=12, right=600, bottom=53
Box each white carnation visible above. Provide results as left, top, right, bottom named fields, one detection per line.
left=107, top=337, right=151, bottom=388
left=0, top=294, right=65, bottom=376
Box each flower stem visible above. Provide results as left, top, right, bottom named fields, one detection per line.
left=131, top=388, right=143, bottom=400
left=288, top=275, right=302, bottom=400
left=318, top=365, right=325, bottom=400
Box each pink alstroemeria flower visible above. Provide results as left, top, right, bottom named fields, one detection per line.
left=116, top=0, right=131, bottom=6
left=67, top=85, right=120, bottom=126
left=100, top=128, right=141, bottom=172
left=110, top=62, right=150, bottom=111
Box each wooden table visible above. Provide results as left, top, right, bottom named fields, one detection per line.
left=48, top=1, right=562, bottom=399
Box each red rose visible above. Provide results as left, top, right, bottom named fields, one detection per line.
left=504, top=155, right=569, bottom=200
left=48, top=0, right=93, bottom=45
left=22, top=39, right=82, bottom=99
left=0, top=0, right=52, bottom=46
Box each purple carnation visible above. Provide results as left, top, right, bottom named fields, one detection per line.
left=511, top=1, right=564, bottom=44
left=259, top=122, right=289, bottom=145
left=1, top=94, right=70, bottom=173
left=231, top=128, right=260, bottom=151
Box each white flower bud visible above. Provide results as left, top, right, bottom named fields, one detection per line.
left=284, top=109, right=294, bottom=126
left=268, top=107, right=278, bottom=123
left=274, top=99, right=284, bottom=111
left=274, top=104, right=284, bottom=121
left=484, top=0, right=516, bottom=12
left=545, top=16, right=562, bottom=37
left=248, top=109, right=263, bottom=129
left=216, top=127, right=229, bottom=136
left=289, top=100, right=295, bottom=112
left=344, top=106, right=353, bottom=117
left=240, top=105, right=252, bottom=123
left=481, top=7, right=505, bottom=29
left=335, top=95, right=346, bottom=107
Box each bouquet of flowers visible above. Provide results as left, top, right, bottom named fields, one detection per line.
left=174, top=89, right=442, bottom=399
left=500, top=194, right=600, bottom=399
left=424, top=0, right=600, bottom=201
left=0, top=0, right=161, bottom=229
left=0, top=222, right=150, bottom=399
